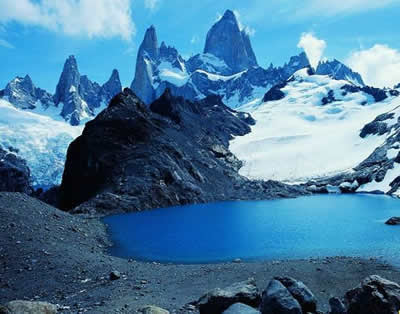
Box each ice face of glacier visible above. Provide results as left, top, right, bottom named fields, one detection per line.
left=0, top=98, right=83, bottom=188
left=204, top=10, right=258, bottom=73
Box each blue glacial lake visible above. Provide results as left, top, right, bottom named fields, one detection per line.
left=103, top=194, right=400, bottom=264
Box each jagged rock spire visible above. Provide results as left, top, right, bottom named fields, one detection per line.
left=101, top=69, right=122, bottom=104
left=204, top=9, right=258, bottom=73
left=130, top=26, right=159, bottom=104
left=54, top=55, right=80, bottom=106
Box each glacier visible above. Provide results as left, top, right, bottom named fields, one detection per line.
left=0, top=98, right=83, bottom=188
left=230, top=69, right=400, bottom=183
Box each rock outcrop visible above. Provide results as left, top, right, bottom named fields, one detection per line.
left=0, top=146, right=32, bottom=194
left=345, top=275, right=400, bottom=314
left=260, top=280, right=302, bottom=314
left=3, top=300, right=57, bottom=314
left=59, top=88, right=307, bottom=214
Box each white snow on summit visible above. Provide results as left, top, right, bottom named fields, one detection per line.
left=230, top=69, right=400, bottom=183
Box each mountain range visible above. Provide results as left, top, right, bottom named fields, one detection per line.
left=0, top=55, right=122, bottom=126
left=130, top=9, right=365, bottom=108
left=1, top=9, right=399, bottom=198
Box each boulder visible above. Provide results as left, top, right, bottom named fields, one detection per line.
left=139, top=305, right=170, bottom=314
left=4, top=301, right=57, bottom=314
left=275, top=277, right=317, bottom=313
left=385, top=217, right=400, bottom=225
left=345, top=275, right=400, bottom=314
left=109, top=270, right=121, bottom=280
left=223, top=303, right=260, bottom=314
left=0, top=305, right=10, bottom=314
left=260, top=279, right=302, bottom=314
left=196, top=278, right=261, bottom=314
left=329, top=297, right=347, bottom=314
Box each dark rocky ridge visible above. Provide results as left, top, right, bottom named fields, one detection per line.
left=59, top=88, right=308, bottom=214
left=0, top=146, right=32, bottom=194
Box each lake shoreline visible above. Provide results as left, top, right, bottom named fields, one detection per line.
left=2, top=192, right=400, bottom=313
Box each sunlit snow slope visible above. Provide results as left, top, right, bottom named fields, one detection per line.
left=230, top=69, right=400, bottom=182
left=0, top=99, right=83, bottom=187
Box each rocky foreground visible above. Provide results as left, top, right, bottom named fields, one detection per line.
left=2, top=192, right=400, bottom=314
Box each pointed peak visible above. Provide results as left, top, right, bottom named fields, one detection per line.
left=145, top=25, right=157, bottom=38
left=160, top=41, right=167, bottom=49
left=140, top=25, right=159, bottom=59
left=222, top=9, right=236, bottom=21
left=111, top=69, right=119, bottom=76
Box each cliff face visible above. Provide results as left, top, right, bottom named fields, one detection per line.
left=59, top=89, right=307, bottom=215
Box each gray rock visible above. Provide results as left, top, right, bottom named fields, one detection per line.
left=260, top=279, right=302, bottom=314
left=345, top=275, right=400, bottom=314
left=223, top=303, right=260, bottom=314
left=329, top=297, right=347, bottom=314
left=196, top=278, right=261, bottom=314
left=109, top=270, right=121, bottom=280
left=275, top=277, right=317, bottom=313
left=5, top=300, right=57, bottom=314
left=139, top=305, right=169, bottom=314
left=386, top=217, right=400, bottom=225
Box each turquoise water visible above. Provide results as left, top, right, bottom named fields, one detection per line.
left=103, top=194, right=400, bottom=264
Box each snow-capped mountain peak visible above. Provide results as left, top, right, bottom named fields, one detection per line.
left=316, top=59, right=365, bottom=87
left=204, top=9, right=258, bottom=73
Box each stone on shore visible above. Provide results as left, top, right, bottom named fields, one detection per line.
left=196, top=278, right=261, bottom=314
left=260, top=279, right=302, bottom=314
left=4, top=301, right=57, bottom=314
left=345, top=275, right=400, bottom=314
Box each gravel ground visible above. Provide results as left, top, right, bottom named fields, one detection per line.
left=1, top=192, right=400, bottom=313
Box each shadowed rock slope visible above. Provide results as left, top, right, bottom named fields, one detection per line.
left=59, top=88, right=308, bottom=215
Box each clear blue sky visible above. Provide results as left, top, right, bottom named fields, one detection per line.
left=0, top=0, right=400, bottom=91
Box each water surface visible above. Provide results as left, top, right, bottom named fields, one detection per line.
left=103, top=194, right=400, bottom=264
